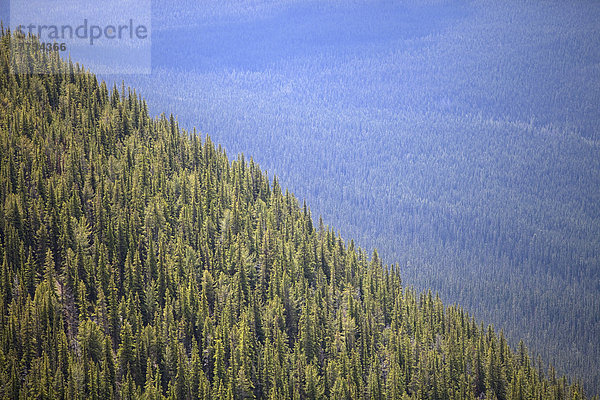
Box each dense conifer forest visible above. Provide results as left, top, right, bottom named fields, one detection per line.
left=0, top=31, right=596, bottom=399
left=116, top=2, right=600, bottom=393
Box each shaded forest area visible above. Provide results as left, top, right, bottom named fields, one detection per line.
left=0, top=32, right=595, bottom=399
left=114, top=1, right=600, bottom=393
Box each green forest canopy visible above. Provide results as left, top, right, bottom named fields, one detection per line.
left=0, top=31, right=595, bottom=399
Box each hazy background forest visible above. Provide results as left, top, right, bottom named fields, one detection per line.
left=118, top=0, right=600, bottom=394
left=3, top=0, right=600, bottom=395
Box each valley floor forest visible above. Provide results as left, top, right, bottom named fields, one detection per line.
left=0, top=31, right=597, bottom=399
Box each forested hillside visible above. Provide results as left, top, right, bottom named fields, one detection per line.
left=113, top=0, right=600, bottom=393
left=0, top=31, right=594, bottom=399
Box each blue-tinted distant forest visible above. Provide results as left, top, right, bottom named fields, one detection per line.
left=101, top=0, right=600, bottom=394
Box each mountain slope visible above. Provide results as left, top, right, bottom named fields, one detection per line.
left=120, top=1, right=600, bottom=393
left=0, top=31, right=592, bottom=399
